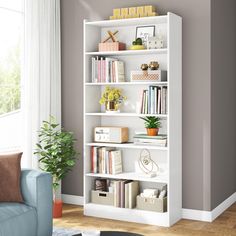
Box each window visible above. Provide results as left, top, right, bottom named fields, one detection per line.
left=0, top=0, right=24, bottom=151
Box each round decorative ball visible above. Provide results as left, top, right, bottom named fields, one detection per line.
left=149, top=61, right=159, bottom=70
left=140, top=64, right=148, bottom=71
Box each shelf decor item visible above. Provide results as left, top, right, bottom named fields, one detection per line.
left=109, top=5, right=158, bottom=20
left=99, top=86, right=126, bottom=112
left=34, top=116, right=78, bottom=218
left=147, top=36, right=164, bottom=49
left=140, top=116, right=161, bottom=136
left=131, top=70, right=167, bottom=82
left=130, top=37, right=145, bottom=50
left=99, top=30, right=126, bottom=52
left=136, top=25, right=155, bottom=47
left=138, top=149, right=159, bottom=177
left=149, top=61, right=159, bottom=70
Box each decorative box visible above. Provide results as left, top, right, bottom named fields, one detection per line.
left=147, top=37, right=164, bottom=49
left=131, top=70, right=167, bottom=82
left=98, top=42, right=126, bottom=52
left=91, top=190, right=114, bottom=206
left=137, top=195, right=167, bottom=212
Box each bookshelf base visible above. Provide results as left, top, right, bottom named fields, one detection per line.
left=84, top=203, right=170, bottom=227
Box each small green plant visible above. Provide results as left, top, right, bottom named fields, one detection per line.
left=132, top=37, right=143, bottom=45
left=140, top=116, right=161, bottom=129
left=34, top=116, right=78, bottom=196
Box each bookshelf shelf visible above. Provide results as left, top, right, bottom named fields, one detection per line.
left=85, top=82, right=168, bottom=86
left=85, top=113, right=168, bottom=117
left=83, top=12, right=182, bottom=227
left=86, top=172, right=168, bottom=184
left=85, top=48, right=167, bottom=56
left=84, top=203, right=168, bottom=227
left=86, top=142, right=168, bottom=150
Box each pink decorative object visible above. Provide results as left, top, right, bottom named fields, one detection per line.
left=98, top=42, right=126, bottom=52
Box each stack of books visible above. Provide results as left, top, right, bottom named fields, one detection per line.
left=91, top=57, right=125, bottom=83
left=133, top=134, right=167, bottom=146
left=110, top=180, right=139, bottom=208
left=140, top=86, right=167, bottom=114
left=91, top=147, right=123, bottom=174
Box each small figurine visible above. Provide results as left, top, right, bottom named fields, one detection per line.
left=149, top=61, right=159, bottom=70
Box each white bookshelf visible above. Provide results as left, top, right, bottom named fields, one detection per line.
left=83, top=12, right=182, bottom=227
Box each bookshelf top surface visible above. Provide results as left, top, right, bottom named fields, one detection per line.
left=85, top=15, right=168, bottom=27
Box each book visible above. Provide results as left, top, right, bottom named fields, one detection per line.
left=110, top=150, right=123, bottom=174
left=91, top=57, right=125, bottom=83
left=139, top=86, right=168, bottom=114
left=114, top=61, right=125, bottom=82
left=133, top=134, right=167, bottom=139
left=128, top=181, right=139, bottom=209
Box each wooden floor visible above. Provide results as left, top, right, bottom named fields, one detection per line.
left=53, top=204, right=236, bottom=236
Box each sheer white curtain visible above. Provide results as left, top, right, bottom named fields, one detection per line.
left=22, top=0, right=61, bottom=168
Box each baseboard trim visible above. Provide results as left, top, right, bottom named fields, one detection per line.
left=182, top=192, right=236, bottom=222
left=62, top=194, right=84, bottom=206
left=62, top=192, right=236, bottom=222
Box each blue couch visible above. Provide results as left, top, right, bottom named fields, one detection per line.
left=0, top=169, right=53, bottom=236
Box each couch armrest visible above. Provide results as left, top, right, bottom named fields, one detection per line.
left=21, top=169, right=53, bottom=236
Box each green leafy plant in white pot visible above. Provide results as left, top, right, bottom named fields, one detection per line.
left=34, top=116, right=78, bottom=218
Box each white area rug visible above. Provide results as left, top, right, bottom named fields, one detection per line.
left=53, top=227, right=100, bottom=236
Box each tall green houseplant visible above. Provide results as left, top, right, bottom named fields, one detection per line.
left=34, top=116, right=78, bottom=197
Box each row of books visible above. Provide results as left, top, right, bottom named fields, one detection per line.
left=91, top=147, right=123, bottom=174
left=91, top=57, right=125, bottom=83
left=112, top=180, right=139, bottom=208
left=133, top=134, right=167, bottom=146
left=140, top=86, right=167, bottom=114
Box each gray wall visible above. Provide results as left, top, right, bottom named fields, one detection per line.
left=211, top=0, right=236, bottom=210
left=61, top=0, right=212, bottom=210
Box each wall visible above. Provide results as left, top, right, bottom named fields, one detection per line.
left=61, top=0, right=212, bottom=210
left=211, top=0, right=236, bottom=210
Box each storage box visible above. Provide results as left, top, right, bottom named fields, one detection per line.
left=91, top=190, right=114, bottom=206
left=131, top=70, right=167, bottom=82
left=98, top=42, right=126, bottom=52
left=137, top=195, right=167, bottom=212
left=147, top=37, right=164, bottom=49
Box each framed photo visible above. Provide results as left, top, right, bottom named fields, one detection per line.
left=136, top=25, right=155, bottom=46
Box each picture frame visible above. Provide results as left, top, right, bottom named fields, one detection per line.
left=136, top=25, right=155, bottom=46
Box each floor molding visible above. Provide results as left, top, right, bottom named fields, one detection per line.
left=182, top=192, right=236, bottom=222
left=62, top=194, right=84, bottom=206
left=62, top=192, right=236, bottom=222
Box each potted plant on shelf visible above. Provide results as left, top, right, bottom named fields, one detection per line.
left=140, top=116, right=161, bottom=136
left=99, top=86, right=126, bottom=113
left=34, top=116, right=78, bottom=218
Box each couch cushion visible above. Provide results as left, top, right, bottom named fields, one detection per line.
left=0, top=203, right=37, bottom=236
left=0, top=152, right=23, bottom=202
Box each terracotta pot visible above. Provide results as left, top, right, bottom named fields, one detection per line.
left=147, top=128, right=159, bottom=136
left=53, top=199, right=63, bottom=218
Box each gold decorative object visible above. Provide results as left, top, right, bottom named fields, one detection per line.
left=149, top=61, right=159, bottom=70
left=109, top=5, right=158, bottom=20
left=141, top=64, right=148, bottom=71
left=102, top=30, right=118, bottom=43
